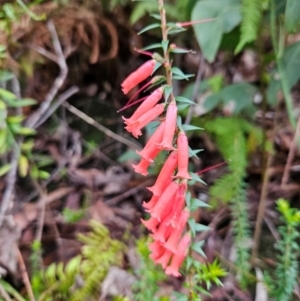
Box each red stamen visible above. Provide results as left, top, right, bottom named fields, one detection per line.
left=117, top=96, right=148, bottom=113
left=197, top=161, right=227, bottom=175
left=176, top=18, right=215, bottom=27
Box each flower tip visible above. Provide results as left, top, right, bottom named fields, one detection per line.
left=165, top=267, right=181, bottom=277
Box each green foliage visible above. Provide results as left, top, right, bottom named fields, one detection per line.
left=191, top=0, right=242, bottom=62
left=133, top=237, right=169, bottom=301
left=32, top=220, right=125, bottom=301
left=235, top=0, right=263, bottom=53
left=266, top=199, right=300, bottom=301
left=285, top=0, right=300, bottom=32
left=205, top=117, right=262, bottom=285
left=179, top=260, right=226, bottom=301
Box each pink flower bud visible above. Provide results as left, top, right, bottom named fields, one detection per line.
left=121, top=60, right=156, bottom=94
left=157, top=101, right=177, bottom=150
left=125, top=104, right=164, bottom=138
left=164, top=209, right=190, bottom=253
left=141, top=216, right=160, bottom=232
left=123, top=88, right=163, bottom=126
left=152, top=221, right=173, bottom=243
left=150, top=181, right=179, bottom=222
left=174, top=132, right=191, bottom=179
left=165, top=233, right=191, bottom=277
left=136, top=121, right=165, bottom=162
left=147, top=151, right=178, bottom=196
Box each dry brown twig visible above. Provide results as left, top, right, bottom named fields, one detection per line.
left=16, top=247, right=36, bottom=301
left=63, top=102, right=142, bottom=150
left=281, top=115, right=300, bottom=187
left=25, top=20, right=68, bottom=128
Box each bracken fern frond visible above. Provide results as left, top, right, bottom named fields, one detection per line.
left=235, top=0, right=264, bottom=53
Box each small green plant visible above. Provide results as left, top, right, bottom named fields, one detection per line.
left=31, top=220, right=125, bottom=301
left=133, top=237, right=169, bottom=301
left=266, top=199, right=300, bottom=301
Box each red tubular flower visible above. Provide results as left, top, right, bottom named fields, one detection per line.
left=150, top=181, right=179, bottom=221
left=149, top=241, right=165, bottom=260
left=165, top=233, right=191, bottom=277
left=125, top=104, right=164, bottom=138
left=166, top=182, right=187, bottom=227
left=157, top=101, right=177, bottom=150
left=141, top=216, right=160, bottom=232
left=121, top=59, right=156, bottom=94
left=152, top=221, right=173, bottom=243
left=136, top=121, right=165, bottom=162
left=142, top=195, right=159, bottom=211
left=123, top=88, right=163, bottom=126
left=164, top=209, right=190, bottom=253
left=147, top=151, right=178, bottom=196
left=174, top=132, right=192, bottom=179
left=155, top=249, right=173, bottom=269
left=132, top=158, right=151, bottom=176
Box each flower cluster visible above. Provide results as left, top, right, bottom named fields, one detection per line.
left=120, top=60, right=192, bottom=277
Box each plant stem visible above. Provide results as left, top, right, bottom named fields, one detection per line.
left=158, top=0, right=174, bottom=100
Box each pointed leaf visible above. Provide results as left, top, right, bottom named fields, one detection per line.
left=190, top=172, right=206, bottom=184
left=140, top=43, right=162, bottom=51
left=0, top=163, right=11, bottom=177
left=192, top=241, right=207, bottom=258
left=161, top=40, right=169, bottom=54
left=176, top=96, right=195, bottom=105
left=171, top=67, right=190, bottom=80
left=138, top=23, right=161, bottom=35
left=182, top=124, right=203, bottom=131
left=0, top=88, right=17, bottom=101
left=164, top=85, right=173, bottom=101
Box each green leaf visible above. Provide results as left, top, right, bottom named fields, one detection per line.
left=17, top=127, right=36, bottom=135
left=190, top=198, right=210, bottom=211
left=267, top=42, right=300, bottom=105
left=6, top=98, right=37, bottom=107
left=176, top=97, right=195, bottom=106
left=173, top=74, right=195, bottom=80
left=188, top=147, right=203, bottom=158
left=0, top=71, right=14, bottom=82
left=218, top=83, right=257, bottom=113
left=164, top=85, right=173, bottom=101
left=171, top=67, right=191, bottom=80
left=161, top=40, right=169, bottom=54
left=138, top=23, right=161, bottom=35
left=285, top=0, right=300, bottom=33
left=150, top=13, right=161, bottom=20
left=0, top=163, right=11, bottom=177
left=190, top=172, right=206, bottom=184
left=191, top=0, right=242, bottom=62
left=7, top=115, right=24, bottom=124
left=182, top=124, right=203, bottom=131
left=170, top=47, right=195, bottom=54
left=0, top=88, right=17, bottom=101
left=192, top=241, right=207, bottom=258
left=140, top=43, right=162, bottom=51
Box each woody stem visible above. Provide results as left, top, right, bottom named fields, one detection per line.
left=158, top=0, right=174, bottom=101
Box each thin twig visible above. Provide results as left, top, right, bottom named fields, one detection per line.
left=251, top=152, right=272, bottom=261
left=185, top=56, right=205, bottom=125
left=281, top=115, right=300, bottom=186
left=28, top=44, right=58, bottom=63
left=34, top=86, right=79, bottom=128
left=25, top=20, right=68, bottom=128
left=16, top=247, right=36, bottom=301
left=106, top=178, right=153, bottom=206
left=63, top=102, right=142, bottom=150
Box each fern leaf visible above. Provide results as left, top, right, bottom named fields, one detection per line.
left=235, top=0, right=263, bottom=53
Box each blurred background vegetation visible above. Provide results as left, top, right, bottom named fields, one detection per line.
left=0, top=0, right=300, bottom=300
